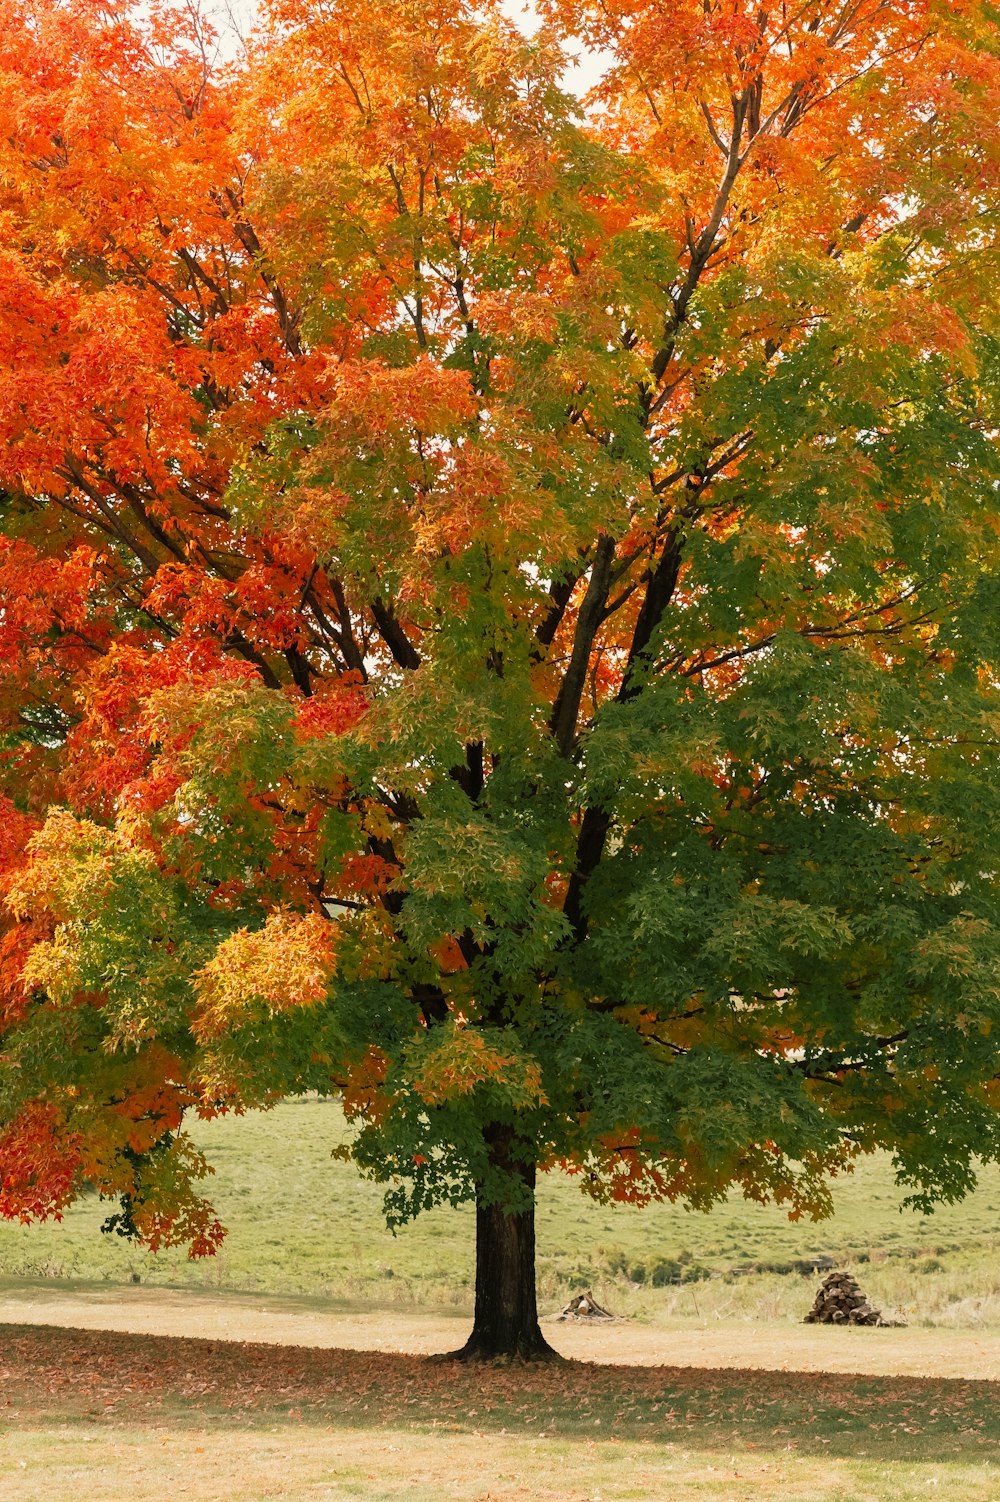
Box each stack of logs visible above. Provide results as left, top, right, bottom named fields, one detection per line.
left=804, top=1270, right=903, bottom=1327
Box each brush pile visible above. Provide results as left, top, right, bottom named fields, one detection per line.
left=555, top=1290, right=617, bottom=1321
left=803, top=1270, right=904, bottom=1327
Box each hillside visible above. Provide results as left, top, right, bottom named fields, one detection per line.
left=3, top=1098, right=999, bottom=1326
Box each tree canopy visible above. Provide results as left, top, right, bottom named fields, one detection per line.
left=2, top=0, right=1000, bottom=1355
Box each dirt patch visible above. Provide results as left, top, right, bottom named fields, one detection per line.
left=1, top=1279, right=999, bottom=1379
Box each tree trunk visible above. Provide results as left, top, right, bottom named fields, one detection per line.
left=449, top=1125, right=560, bottom=1362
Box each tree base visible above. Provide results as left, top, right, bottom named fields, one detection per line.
left=439, top=1330, right=566, bottom=1364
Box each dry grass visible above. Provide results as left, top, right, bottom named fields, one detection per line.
left=3, top=1321, right=1000, bottom=1502
left=615, top=1258, right=1000, bottom=1330
left=8, top=1422, right=999, bottom=1502
left=2, top=1281, right=1000, bottom=1380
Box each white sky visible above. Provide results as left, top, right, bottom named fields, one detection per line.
left=212, top=0, right=610, bottom=96
left=502, top=0, right=610, bottom=97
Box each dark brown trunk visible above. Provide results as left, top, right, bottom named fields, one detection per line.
left=449, top=1125, right=560, bottom=1362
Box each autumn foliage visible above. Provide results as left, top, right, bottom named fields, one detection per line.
left=3, top=0, right=1000, bottom=1351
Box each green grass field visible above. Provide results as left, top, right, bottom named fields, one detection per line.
left=3, top=1096, right=1000, bottom=1327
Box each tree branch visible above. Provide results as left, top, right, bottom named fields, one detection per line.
left=370, top=598, right=421, bottom=670
left=549, top=535, right=616, bottom=756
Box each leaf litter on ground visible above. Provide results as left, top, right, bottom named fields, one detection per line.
left=1, top=1323, right=997, bottom=1465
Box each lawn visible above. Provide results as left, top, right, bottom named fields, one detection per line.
left=2, top=1323, right=999, bottom=1502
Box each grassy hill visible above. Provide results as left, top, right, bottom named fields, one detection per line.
left=2, top=1097, right=1000, bottom=1326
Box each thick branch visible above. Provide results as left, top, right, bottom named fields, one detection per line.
left=370, top=598, right=421, bottom=670
left=562, top=804, right=612, bottom=941
left=451, top=740, right=485, bottom=801
left=549, top=535, right=616, bottom=756
left=562, top=527, right=687, bottom=939
left=618, top=528, right=685, bottom=702
left=534, top=571, right=582, bottom=654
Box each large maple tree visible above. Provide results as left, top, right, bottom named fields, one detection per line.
left=3, top=0, right=1000, bottom=1359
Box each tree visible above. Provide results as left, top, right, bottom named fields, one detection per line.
left=2, top=0, right=1000, bottom=1361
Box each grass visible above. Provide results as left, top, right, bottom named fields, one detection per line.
left=3, top=1300, right=999, bottom=1499
left=3, top=1096, right=1000, bottom=1327
left=2, top=1322, right=1000, bottom=1501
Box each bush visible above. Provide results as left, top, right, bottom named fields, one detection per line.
left=649, top=1258, right=681, bottom=1287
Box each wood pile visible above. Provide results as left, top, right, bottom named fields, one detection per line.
left=803, top=1270, right=904, bottom=1327
left=555, top=1289, right=617, bottom=1322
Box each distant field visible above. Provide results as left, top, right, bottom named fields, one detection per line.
left=2, top=1097, right=1000, bottom=1326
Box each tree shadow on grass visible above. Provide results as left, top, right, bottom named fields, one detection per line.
left=2, top=1322, right=997, bottom=1466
